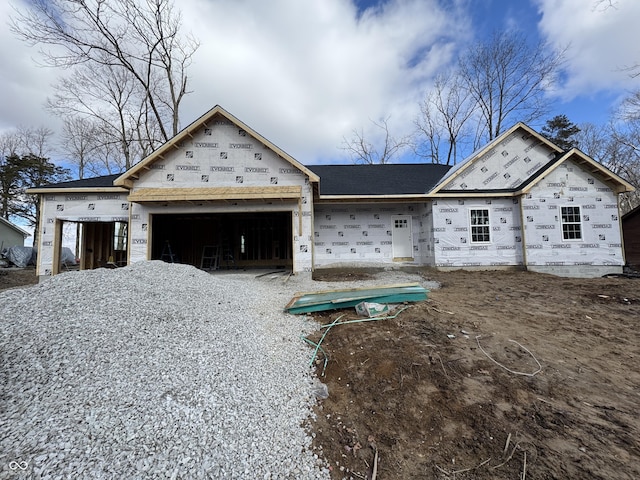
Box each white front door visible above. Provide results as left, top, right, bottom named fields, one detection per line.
left=392, top=215, right=413, bottom=259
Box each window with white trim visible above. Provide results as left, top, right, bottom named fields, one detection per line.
left=470, top=209, right=490, bottom=243
left=560, top=206, right=582, bottom=240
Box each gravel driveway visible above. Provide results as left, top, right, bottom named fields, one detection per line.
left=0, top=262, right=331, bottom=479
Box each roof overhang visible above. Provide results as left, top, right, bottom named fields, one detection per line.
left=432, top=191, right=519, bottom=198
left=128, top=186, right=302, bottom=203
left=315, top=194, right=431, bottom=204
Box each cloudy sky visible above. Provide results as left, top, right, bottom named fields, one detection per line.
left=1, top=0, right=639, bottom=166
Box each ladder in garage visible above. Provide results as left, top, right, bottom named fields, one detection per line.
left=200, top=245, right=220, bottom=270
left=161, top=240, right=177, bottom=263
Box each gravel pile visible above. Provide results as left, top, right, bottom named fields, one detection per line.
left=0, top=261, right=335, bottom=479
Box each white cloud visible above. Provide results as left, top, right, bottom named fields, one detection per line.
left=0, top=0, right=469, bottom=164
left=179, top=0, right=468, bottom=163
left=535, top=0, right=640, bottom=99
left=4, top=0, right=640, bottom=167
left=0, top=0, right=59, bottom=132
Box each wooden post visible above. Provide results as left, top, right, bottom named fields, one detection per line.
left=52, top=219, right=63, bottom=275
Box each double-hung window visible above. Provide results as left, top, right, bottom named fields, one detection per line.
left=470, top=209, right=490, bottom=243
left=560, top=206, right=582, bottom=240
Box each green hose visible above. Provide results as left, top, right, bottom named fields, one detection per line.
left=303, top=306, right=410, bottom=377
left=303, top=314, right=344, bottom=376
left=319, top=305, right=410, bottom=328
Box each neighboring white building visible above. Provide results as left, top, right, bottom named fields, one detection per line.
left=28, top=106, right=635, bottom=279
left=0, top=217, right=30, bottom=251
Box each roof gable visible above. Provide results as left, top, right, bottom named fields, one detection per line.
left=114, top=105, right=318, bottom=187
left=521, top=148, right=636, bottom=195
left=307, top=164, right=451, bottom=197
left=431, top=123, right=563, bottom=194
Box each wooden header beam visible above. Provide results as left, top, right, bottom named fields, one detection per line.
left=128, top=186, right=303, bottom=203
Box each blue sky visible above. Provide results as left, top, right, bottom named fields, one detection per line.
left=464, top=0, right=626, bottom=128
left=1, top=0, right=639, bottom=165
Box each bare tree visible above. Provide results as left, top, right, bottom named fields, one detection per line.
left=457, top=30, right=565, bottom=143
left=608, top=127, right=640, bottom=214
left=49, top=61, right=156, bottom=171
left=414, top=73, right=476, bottom=165
left=11, top=0, right=199, bottom=166
left=575, top=120, right=640, bottom=214
left=17, top=126, right=54, bottom=158
left=413, top=31, right=565, bottom=165
left=618, top=90, right=640, bottom=120
left=62, top=114, right=132, bottom=177
left=0, top=132, right=21, bottom=159
left=342, top=117, right=411, bottom=164
left=593, top=0, right=618, bottom=11
left=92, top=128, right=132, bottom=175
left=574, top=122, right=610, bottom=163
left=60, top=117, right=101, bottom=179
left=0, top=127, right=53, bottom=164
left=0, top=129, right=66, bottom=244
left=611, top=95, right=640, bottom=212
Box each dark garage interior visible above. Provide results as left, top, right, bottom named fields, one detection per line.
left=150, top=211, right=293, bottom=270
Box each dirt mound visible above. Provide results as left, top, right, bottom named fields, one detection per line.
left=308, top=269, right=640, bottom=479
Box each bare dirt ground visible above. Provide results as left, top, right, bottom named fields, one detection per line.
left=2, top=267, right=639, bottom=479
left=309, top=268, right=640, bottom=480
left=0, top=267, right=38, bottom=291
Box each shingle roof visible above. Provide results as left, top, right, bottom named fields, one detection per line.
left=33, top=165, right=454, bottom=197
left=306, top=164, right=451, bottom=196
left=36, top=174, right=121, bottom=189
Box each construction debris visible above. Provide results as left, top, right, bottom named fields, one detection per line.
left=355, top=301, right=390, bottom=317
left=284, top=283, right=428, bottom=314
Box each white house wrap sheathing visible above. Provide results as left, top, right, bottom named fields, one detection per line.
left=432, top=197, right=524, bottom=268
left=430, top=126, right=627, bottom=276
left=125, top=116, right=315, bottom=272
left=29, top=112, right=633, bottom=279
left=521, top=159, right=624, bottom=276
left=37, top=193, right=129, bottom=276
left=313, top=203, right=430, bottom=268
left=417, top=202, right=436, bottom=265
left=438, top=129, right=560, bottom=191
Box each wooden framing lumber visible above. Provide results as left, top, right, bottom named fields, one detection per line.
left=127, top=186, right=302, bottom=203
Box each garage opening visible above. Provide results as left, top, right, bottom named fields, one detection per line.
left=150, top=212, right=293, bottom=269
left=57, top=220, right=128, bottom=273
